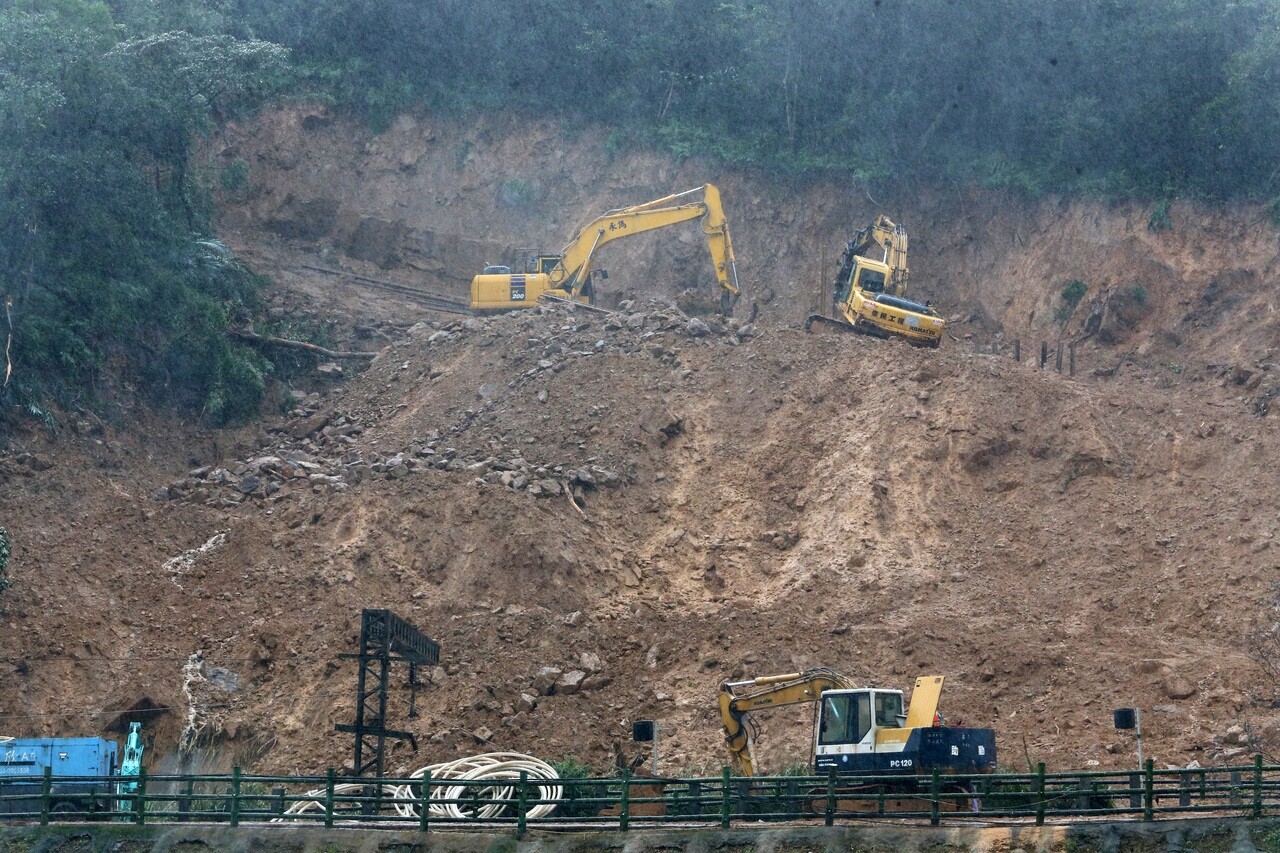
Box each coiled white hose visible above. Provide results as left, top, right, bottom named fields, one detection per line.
left=275, top=752, right=561, bottom=822
left=273, top=782, right=405, bottom=821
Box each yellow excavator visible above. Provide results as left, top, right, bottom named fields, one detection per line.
left=719, top=669, right=995, bottom=806
left=806, top=215, right=945, bottom=347
left=469, top=184, right=741, bottom=314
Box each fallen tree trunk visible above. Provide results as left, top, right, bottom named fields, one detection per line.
left=228, top=329, right=378, bottom=359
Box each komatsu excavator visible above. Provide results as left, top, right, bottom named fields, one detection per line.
left=469, top=184, right=740, bottom=314
left=719, top=670, right=994, bottom=792
left=806, top=215, right=945, bottom=347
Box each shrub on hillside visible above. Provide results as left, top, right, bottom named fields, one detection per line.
left=1056, top=280, right=1088, bottom=322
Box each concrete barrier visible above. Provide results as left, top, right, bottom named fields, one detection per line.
left=2, top=815, right=1279, bottom=852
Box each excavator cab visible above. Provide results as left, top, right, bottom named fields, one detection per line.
left=834, top=257, right=890, bottom=305
left=815, top=689, right=909, bottom=773
left=856, top=268, right=886, bottom=294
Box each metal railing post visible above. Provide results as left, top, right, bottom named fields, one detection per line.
left=619, top=769, right=631, bottom=832
left=1034, top=763, right=1046, bottom=826
left=1152, top=758, right=1162, bottom=819
left=720, top=767, right=732, bottom=829
left=177, top=776, right=193, bottom=821
left=419, top=772, right=431, bottom=832
left=39, top=765, right=51, bottom=825
left=825, top=769, right=837, bottom=827
left=517, top=770, right=529, bottom=837
left=1254, top=755, right=1264, bottom=818
left=134, top=767, right=147, bottom=825
left=930, top=767, right=941, bottom=826
left=229, top=766, right=241, bottom=827
left=323, top=768, right=336, bottom=829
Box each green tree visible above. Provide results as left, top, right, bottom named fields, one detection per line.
left=0, top=1, right=286, bottom=423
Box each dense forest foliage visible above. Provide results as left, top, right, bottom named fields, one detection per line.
left=0, top=0, right=286, bottom=423
left=236, top=0, right=1280, bottom=198
left=3, top=0, right=1280, bottom=422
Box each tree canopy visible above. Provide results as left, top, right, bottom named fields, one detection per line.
left=0, top=0, right=286, bottom=423
left=231, top=0, right=1280, bottom=199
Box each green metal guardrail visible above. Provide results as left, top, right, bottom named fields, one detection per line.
left=1, top=757, right=1275, bottom=834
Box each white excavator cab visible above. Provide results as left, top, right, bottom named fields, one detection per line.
left=814, top=689, right=907, bottom=769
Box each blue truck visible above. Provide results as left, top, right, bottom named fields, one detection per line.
left=0, top=726, right=142, bottom=818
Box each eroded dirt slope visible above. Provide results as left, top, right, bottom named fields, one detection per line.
left=3, top=296, right=1278, bottom=776
left=3, top=108, right=1280, bottom=779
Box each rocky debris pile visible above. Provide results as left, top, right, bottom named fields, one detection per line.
left=453, top=649, right=612, bottom=733
left=155, top=297, right=748, bottom=508
left=155, top=391, right=627, bottom=510
left=600, top=297, right=757, bottom=346
left=411, top=296, right=755, bottom=360
left=1202, top=358, right=1280, bottom=417
left=156, top=409, right=628, bottom=508
left=0, top=451, right=57, bottom=484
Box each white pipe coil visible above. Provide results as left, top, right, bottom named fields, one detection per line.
left=275, top=752, right=562, bottom=822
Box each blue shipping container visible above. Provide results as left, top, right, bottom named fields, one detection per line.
left=0, top=738, right=119, bottom=816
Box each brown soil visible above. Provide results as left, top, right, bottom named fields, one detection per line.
left=3, top=106, right=1280, bottom=779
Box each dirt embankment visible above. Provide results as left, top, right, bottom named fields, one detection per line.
left=2, top=107, right=1280, bottom=779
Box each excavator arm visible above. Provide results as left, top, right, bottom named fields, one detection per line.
left=551, top=184, right=740, bottom=309
left=115, top=722, right=144, bottom=814
left=471, top=184, right=740, bottom=314
left=834, top=214, right=909, bottom=298
left=719, top=668, right=857, bottom=776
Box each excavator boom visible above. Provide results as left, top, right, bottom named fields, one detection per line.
left=719, top=669, right=857, bottom=776
left=470, top=184, right=740, bottom=313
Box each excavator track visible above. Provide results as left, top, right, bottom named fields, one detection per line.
left=804, top=314, right=887, bottom=339
left=804, top=313, right=940, bottom=348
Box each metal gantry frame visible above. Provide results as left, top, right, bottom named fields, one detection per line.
left=334, top=609, right=439, bottom=779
